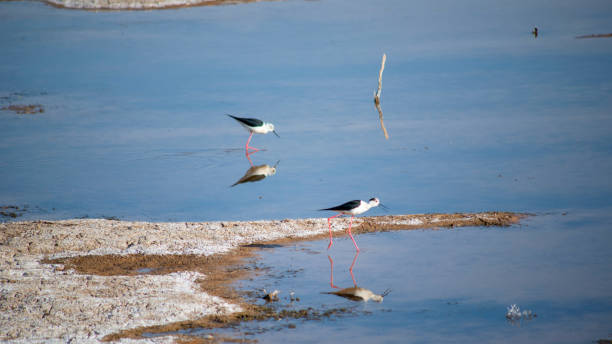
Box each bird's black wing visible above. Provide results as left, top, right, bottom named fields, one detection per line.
left=320, top=200, right=361, bottom=211
left=227, top=114, right=263, bottom=127
left=231, top=174, right=266, bottom=187
left=322, top=291, right=363, bottom=302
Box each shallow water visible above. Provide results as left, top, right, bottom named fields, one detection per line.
left=161, top=210, right=612, bottom=343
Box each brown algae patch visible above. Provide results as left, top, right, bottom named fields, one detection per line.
left=1, top=212, right=524, bottom=342
left=1, top=104, right=44, bottom=115
left=0, top=205, right=27, bottom=219
left=43, top=249, right=362, bottom=341
left=43, top=249, right=260, bottom=302
left=101, top=304, right=358, bottom=342
left=353, top=212, right=523, bottom=233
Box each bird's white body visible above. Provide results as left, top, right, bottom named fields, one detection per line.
left=227, top=114, right=279, bottom=153
left=337, top=199, right=380, bottom=216
left=238, top=121, right=275, bottom=135
left=321, top=198, right=384, bottom=251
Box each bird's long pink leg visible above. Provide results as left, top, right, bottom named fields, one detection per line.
left=328, top=255, right=339, bottom=289
left=245, top=132, right=259, bottom=153
left=349, top=251, right=360, bottom=287
left=245, top=151, right=254, bottom=166
left=327, top=213, right=342, bottom=249
left=347, top=215, right=360, bottom=252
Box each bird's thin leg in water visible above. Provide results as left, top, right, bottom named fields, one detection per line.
left=347, top=215, right=360, bottom=251
left=349, top=251, right=360, bottom=287
left=245, top=132, right=259, bottom=152
left=245, top=151, right=254, bottom=166
left=327, top=214, right=342, bottom=249
left=328, top=255, right=339, bottom=289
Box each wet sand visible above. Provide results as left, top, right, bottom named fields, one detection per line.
left=1, top=212, right=523, bottom=343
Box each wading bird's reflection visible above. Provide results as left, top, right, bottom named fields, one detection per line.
left=231, top=161, right=278, bottom=187
left=325, top=252, right=390, bottom=302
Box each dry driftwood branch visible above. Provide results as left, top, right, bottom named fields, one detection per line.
left=374, top=53, right=389, bottom=139
left=374, top=53, right=386, bottom=105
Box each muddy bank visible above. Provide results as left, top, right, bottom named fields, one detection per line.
left=0, top=105, right=44, bottom=115
left=0, top=212, right=523, bottom=343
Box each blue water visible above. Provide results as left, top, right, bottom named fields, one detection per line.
left=225, top=211, right=612, bottom=343
left=149, top=211, right=609, bottom=343
left=1, top=0, right=612, bottom=221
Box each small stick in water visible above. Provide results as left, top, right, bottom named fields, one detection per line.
left=373, top=53, right=389, bottom=139
left=374, top=53, right=386, bottom=105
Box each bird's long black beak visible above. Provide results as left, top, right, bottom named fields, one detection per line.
left=379, top=203, right=390, bottom=211
left=273, top=130, right=280, bottom=138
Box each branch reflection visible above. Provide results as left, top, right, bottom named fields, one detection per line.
left=375, top=101, right=389, bottom=140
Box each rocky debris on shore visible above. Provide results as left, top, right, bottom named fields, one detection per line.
left=0, top=104, right=44, bottom=115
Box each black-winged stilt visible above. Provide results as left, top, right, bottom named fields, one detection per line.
left=320, top=197, right=387, bottom=251
left=227, top=114, right=279, bottom=153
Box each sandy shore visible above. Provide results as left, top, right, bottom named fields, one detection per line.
left=42, top=0, right=276, bottom=10
left=1, top=212, right=522, bottom=343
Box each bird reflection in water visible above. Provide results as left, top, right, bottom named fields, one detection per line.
left=231, top=160, right=279, bottom=187
left=325, top=252, right=390, bottom=302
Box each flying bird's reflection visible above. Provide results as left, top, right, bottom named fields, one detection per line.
left=231, top=161, right=279, bottom=187
left=324, top=252, right=390, bottom=302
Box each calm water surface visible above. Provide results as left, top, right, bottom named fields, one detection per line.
left=160, top=211, right=612, bottom=343
left=227, top=211, right=612, bottom=343
left=1, top=0, right=612, bottom=342
left=1, top=0, right=611, bottom=221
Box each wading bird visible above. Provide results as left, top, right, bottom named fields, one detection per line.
left=320, top=197, right=387, bottom=251
left=227, top=114, right=279, bottom=153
